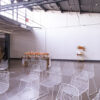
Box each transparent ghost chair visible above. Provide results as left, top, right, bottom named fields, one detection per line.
left=84, top=63, right=97, bottom=95
left=74, top=61, right=85, bottom=73
left=0, top=71, right=9, bottom=95
left=61, top=62, right=75, bottom=83
left=0, top=60, right=8, bottom=71
left=92, top=89, right=100, bottom=100
left=22, top=56, right=31, bottom=74
left=31, top=58, right=47, bottom=81
left=9, top=69, right=48, bottom=100
left=70, top=70, right=90, bottom=100
left=17, top=71, right=41, bottom=100
left=22, top=56, right=45, bottom=81
left=22, top=57, right=28, bottom=67
left=40, top=70, right=62, bottom=100
left=47, top=61, right=62, bottom=75
left=56, top=83, right=79, bottom=100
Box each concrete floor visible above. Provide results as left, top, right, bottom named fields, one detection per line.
left=0, top=60, right=100, bottom=100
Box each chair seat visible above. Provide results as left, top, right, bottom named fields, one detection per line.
left=63, top=86, right=79, bottom=97
left=70, top=83, right=88, bottom=95
left=8, top=87, right=39, bottom=100
left=19, top=74, right=39, bottom=82
left=41, top=79, right=60, bottom=88
left=33, top=68, right=44, bottom=73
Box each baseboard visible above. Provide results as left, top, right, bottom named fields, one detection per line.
left=10, top=58, right=100, bottom=62
left=10, top=58, right=22, bottom=60
left=52, top=59, right=100, bottom=62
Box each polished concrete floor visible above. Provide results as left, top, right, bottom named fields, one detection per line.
left=0, top=60, right=100, bottom=100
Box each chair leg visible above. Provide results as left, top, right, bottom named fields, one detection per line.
left=80, top=95, right=82, bottom=100
left=89, top=78, right=97, bottom=96
left=37, top=88, right=49, bottom=100
left=92, top=78, right=97, bottom=94
left=87, top=90, right=90, bottom=100
left=5, top=93, right=9, bottom=100
left=51, top=87, right=55, bottom=100
left=41, top=72, right=44, bottom=81
left=18, top=81, right=22, bottom=91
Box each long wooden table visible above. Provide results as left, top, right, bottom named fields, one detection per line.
left=22, top=56, right=50, bottom=70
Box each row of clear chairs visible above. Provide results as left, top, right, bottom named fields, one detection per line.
left=0, top=68, right=97, bottom=100
left=0, top=71, right=9, bottom=94
left=0, top=58, right=97, bottom=100
left=49, top=64, right=89, bottom=100
left=17, top=58, right=47, bottom=100
left=0, top=69, right=94, bottom=100
left=0, top=60, right=9, bottom=99
left=42, top=62, right=97, bottom=100
left=19, top=59, right=97, bottom=100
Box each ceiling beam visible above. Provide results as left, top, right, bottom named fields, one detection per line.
left=39, top=5, right=48, bottom=11
left=26, top=6, right=34, bottom=11
left=56, top=2, right=63, bottom=12
left=0, top=29, right=12, bottom=34
left=0, top=0, right=67, bottom=12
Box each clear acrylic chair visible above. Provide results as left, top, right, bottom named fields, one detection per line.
left=18, top=71, right=40, bottom=100
left=56, top=83, right=79, bottom=100
left=48, top=61, right=62, bottom=75
left=10, top=69, right=48, bottom=100
left=0, top=60, right=8, bottom=71
left=92, top=89, right=100, bottom=100
left=22, top=56, right=46, bottom=81
left=70, top=70, right=90, bottom=100
left=74, top=61, right=85, bottom=73
left=31, top=58, right=46, bottom=81
left=84, top=63, right=97, bottom=95
left=40, top=70, right=62, bottom=100
left=61, top=62, right=75, bottom=83
left=22, top=57, right=31, bottom=74
left=0, top=71, right=9, bottom=94
left=22, top=57, right=28, bottom=67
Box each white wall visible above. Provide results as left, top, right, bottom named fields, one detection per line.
left=10, top=11, right=100, bottom=60
left=10, top=29, right=46, bottom=58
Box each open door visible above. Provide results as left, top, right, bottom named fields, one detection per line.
left=0, top=33, right=10, bottom=62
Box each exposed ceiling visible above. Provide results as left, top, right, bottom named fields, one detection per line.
left=0, top=15, right=33, bottom=34
left=0, top=0, right=100, bottom=13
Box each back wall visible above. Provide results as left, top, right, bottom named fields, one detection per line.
left=10, top=11, right=100, bottom=60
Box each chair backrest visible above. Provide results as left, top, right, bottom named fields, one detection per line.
left=70, top=70, right=89, bottom=94
left=62, top=62, right=75, bottom=76
left=0, top=71, right=9, bottom=94
left=74, top=62, right=85, bottom=73
left=74, top=62, right=95, bottom=79
left=56, top=83, right=79, bottom=100
left=84, top=63, right=95, bottom=79
left=47, top=71, right=62, bottom=84
left=31, top=58, right=40, bottom=65
left=21, top=69, right=40, bottom=83
left=31, top=58, right=46, bottom=71
left=46, top=61, right=62, bottom=83
left=0, top=60, right=8, bottom=70
left=49, top=61, right=62, bottom=74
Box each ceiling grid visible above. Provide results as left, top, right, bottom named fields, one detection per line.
left=0, top=0, right=100, bottom=13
